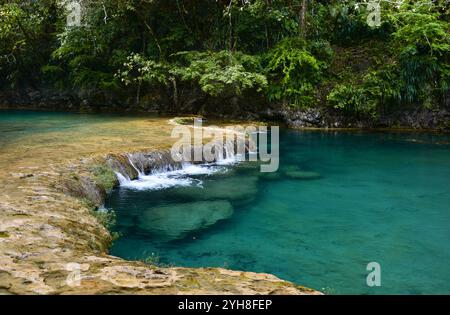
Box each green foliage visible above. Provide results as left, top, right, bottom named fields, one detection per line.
left=325, top=1, right=449, bottom=116
left=327, top=64, right=403, bottom=117
left=116, top=50, right=267, bottom=98
left=91, top=208, right=117, bottom=230
left=117, top=53, right=169, bottom=87
left=265, top=37, right=326, bottom=108
left=0, top=0, right=448, bottom=119
left=0, top=0, right=61, bottom=88
left=171, top=50, right=267, bottom=97
left=90, top=164, right=118, bottom=193
left=323, top=0, right=392, bottom=44
left=327, top=83, right=375, bottom=117
left=52, top=27, right=120, bottom=91
left=388, top=3, right=450, bottom=103
left=229, top=0, right=300, bottom=52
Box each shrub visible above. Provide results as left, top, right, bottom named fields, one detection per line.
left=327, top=83, right=375, bottom=117
left=170, top=50, right=267, bottom=97
left=265, top=37, right=324, bottom=108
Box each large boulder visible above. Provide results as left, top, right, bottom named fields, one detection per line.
left=284, top=170, right=322, bottom=180
left=138, top=200, right=234, bottom=241
left=174, top=175, right=259, bottom=202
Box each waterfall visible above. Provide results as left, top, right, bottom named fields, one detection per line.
left=127, top=153, right=144, bottom=177
left=114, top=171, right=130, bottom=186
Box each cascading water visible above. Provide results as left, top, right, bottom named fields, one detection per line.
left=114, top=171, right=131, bottom=186
left=111, top=139, right=243, bottom=191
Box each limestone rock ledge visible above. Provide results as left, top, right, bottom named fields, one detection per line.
left=0, top=150, right=321, bottom=295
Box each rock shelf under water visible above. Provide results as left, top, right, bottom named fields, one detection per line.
left=0, top=111, right=317, bottom=295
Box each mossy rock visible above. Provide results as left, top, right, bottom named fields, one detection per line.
left=90, top=164, right=118, bottom=192
left=106, top=154, right=139, bottom=180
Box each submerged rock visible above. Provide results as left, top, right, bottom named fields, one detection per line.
left=259, top=171, right=282, bottom=181
left=284, top=170, right=322, bottom=180
left=282, top=165, right=322, bottom=180
left=234, top=161, right=262, bottom=172
left=174, top=175, right=259, bottom=201
left=0, top=114, right=321, bottom=295
left=138, top=200, right=234, bottom=241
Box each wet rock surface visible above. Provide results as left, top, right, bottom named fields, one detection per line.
left=2, top=90, right=448, bottom=130
left=0, top=153, right=321, bottom=295
left=276, top=107, right=450, bottom=130
left=0, top=115, right=320, bottom=295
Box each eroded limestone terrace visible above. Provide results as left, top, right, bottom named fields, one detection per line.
left=0, top=113, right=320, bottom=295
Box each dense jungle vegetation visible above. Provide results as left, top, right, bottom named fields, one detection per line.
left=0, top=0, right=449, bottom=119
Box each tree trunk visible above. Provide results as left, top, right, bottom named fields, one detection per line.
left=170, top=77, right=178, bottom=108
left=228, top=0, right=234, bottom=52
left=136, top=80, right=141, bottom=105
left=300, top=0, right=308, bottom=37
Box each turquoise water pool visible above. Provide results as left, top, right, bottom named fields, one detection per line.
left=7, top=110, right=448, bottom=294
left=106, top=130, right=450, bottom=294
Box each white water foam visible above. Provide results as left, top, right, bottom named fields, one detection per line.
left=215, top=154, right=243, bottom=166
left=127, top=154, right=144, bottom=177
left=115, top=161, right=234, bottom=191
left=176, top=164, right=225, bottom=176
left=114, top=143, right=243, bottom=191
left=118, top=173, right=198, bottom=191
left=114, top=172, right=131, bottom=185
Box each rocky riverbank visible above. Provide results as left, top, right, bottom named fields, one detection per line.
left=1, top=89, right=449, bottom=130
left=268, top=107, right=450, bottom=130
left=0, top=115, right=321, bottom=295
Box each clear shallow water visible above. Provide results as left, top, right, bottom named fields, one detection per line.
left=0, top=110, right=175, bottom=173
left=0, top=110, right=155, bottom=144
left=107, top=130, right=450, bottom=294
left=0, top=110, right=132, bottom=151
left=2, top=110, right=448, bottom=294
